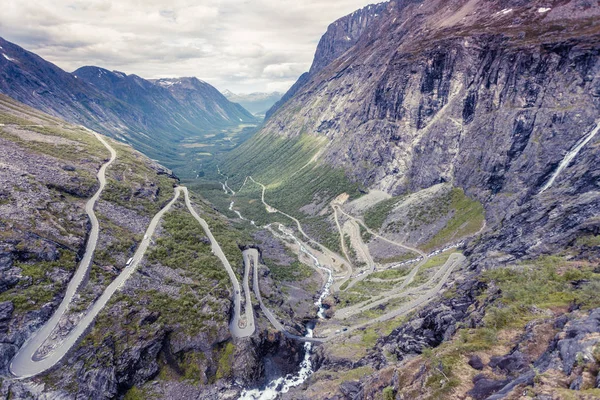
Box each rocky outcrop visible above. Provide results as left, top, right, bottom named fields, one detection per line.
left=265, top=2, right=389, bottom=119
left=241, top=0, right=600, bottom=264
left=378, top=277, right=491, bottom=363
left=467, top=308, right=600, bottom=399
left=308, top=2, right=390, bottom=76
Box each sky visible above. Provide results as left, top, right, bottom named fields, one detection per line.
left=0, top=0, right=376, bottom=94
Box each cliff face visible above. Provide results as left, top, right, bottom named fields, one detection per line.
left=265, top=2, right=390, bottom=119
left=308, top=2, right=391, bottom=75
left=242, top=0, right=600, bottom=263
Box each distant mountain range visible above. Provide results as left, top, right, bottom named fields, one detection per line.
left=0, top=37, right=258, bottom=163
left=222, top=90, right=283, bottom=116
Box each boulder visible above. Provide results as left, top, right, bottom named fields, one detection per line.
left=467, top=374, right=511, bottom=400
left=339, top=380, right=362, bottom=399
left=468, top=355, right=485, bottom=371
left=489, top=351, right=529, bottom=375
left=0, top=343, right=16, bottom=373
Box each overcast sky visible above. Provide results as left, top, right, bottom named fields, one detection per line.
left=0, top=0, right=376, bottom=93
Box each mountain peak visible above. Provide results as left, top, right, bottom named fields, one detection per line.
left=0, top=36, right=257, bottom=162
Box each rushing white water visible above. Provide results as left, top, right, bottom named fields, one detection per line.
left=239, top=225, right=333, bottom=399
left=278, top=225, right=334, bottom=320
left=239, top=327, right=315, bottom=400
left=222, top=180, right=332, bottom=399
left=540, top=123, right=600, bottom=194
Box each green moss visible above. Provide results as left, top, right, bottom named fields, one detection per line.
left=556, top=388, right=600, bottom=400
left=93, top=215, right=140, bottom=268
left=336, top=365, right=374, bottom=382
left=0, top=250, right=77, bottom=313
left=374, top=253, right=417, bottom=265
left=215, top=342, right=235, bottom=380
left=422, top=188, right=484, bottom=251
left=361, top=327, right=381, bottom=347
left=181, top=352, right=204, bottom=383
left=420, top=255, right=600, bottom=390
left=303, top=214, right=342, bottom=255
left=383, top=386, right=396, bottom=400
left=481, top=257, right=600, bottom=329
left=369, top=267, right=411, bottom=280
left=400, top=254, right=600, bottom=400
left=406, top=251, right=454, bottom=289
left=267, top=260, right=314, bottom=282
left=0, top=112, right=35, bottom=125
left=359, top=224, right=373, bottom=242
left=337, top=291, right=373, bottom=307
left=364, top=196, right=405, bottom=230
left=200, top=211, right=253, bottom=281
left=575, top=234, right=600, bottom=248
left=101, top=146, right=177, bottom=216
left=422, top=348, right=461, bottom=398
left=148, top=210, right=230, bottom=285
left=123, top=386, right=146, bottom=400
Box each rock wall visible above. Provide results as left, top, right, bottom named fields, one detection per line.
left=265, top=1, right=390, bottom=119
left=249, top=0, right=600, bottom=262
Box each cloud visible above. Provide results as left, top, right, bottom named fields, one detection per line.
left=0, top=0, right=376, bottom=93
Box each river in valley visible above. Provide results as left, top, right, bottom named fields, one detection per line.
left=228, top=196, right=332, bottom=399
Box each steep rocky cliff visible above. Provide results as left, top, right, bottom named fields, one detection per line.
left=232, top=0, right=600, bottom=264
left=265, top=1, right=389, bottom=119
left=221, top=3, right=600, bottom=397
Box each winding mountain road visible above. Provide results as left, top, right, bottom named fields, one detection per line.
left=332, top=204, right=351, bottom=264
left=333, top=205, right=426, bottom=258
left=247, top=177, right=352, bottom=281
left=334, top=253, right=464, bottom=320
left=246, top=247, right=463, bottom=343
left=224, top=175, right=470, bottom=343
left=333, top=252, right=464, bottom=336
left=246, top=249, right=320, bottom=343
left=216, top=172, right=466, bottom=344
left=181, top=187, right=255, bottom=338
left=10, top=130, right=117, bottom=378
left=10, top=134, right=255, bottom=379
left=332, top=204, right=427, bottom=291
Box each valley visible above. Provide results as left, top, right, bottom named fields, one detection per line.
left=216, top=170, right=476, bottom=336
